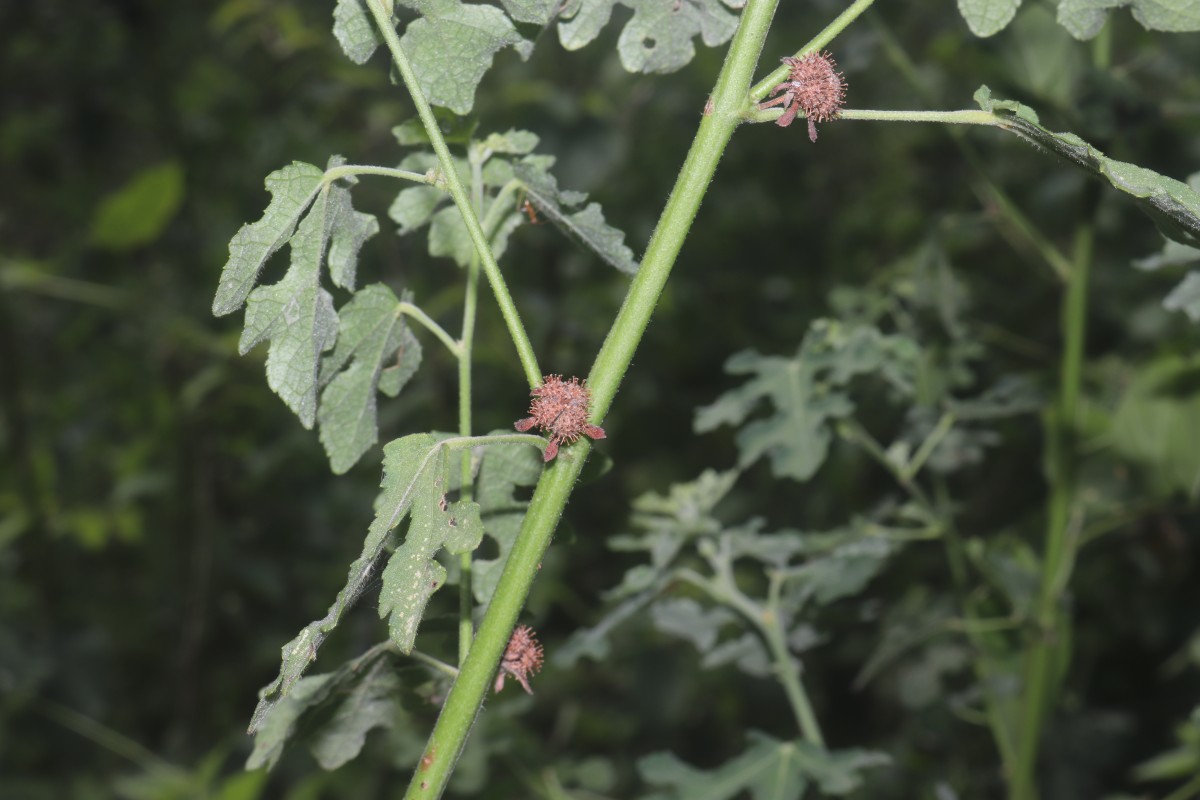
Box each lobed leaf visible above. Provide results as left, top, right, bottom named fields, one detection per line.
left=247, top=434, right=479, bottom=734
left=977, top=86, right=1200, bottom=249
left=558, top=0, right=741, bottom=74
left=213, top=162, right=324, bottom=316
left=247, top=644, right=411, bottom=771
left=396, top=0, right=532, bottom=115
left=695, top=321, right=919, bottom=482
left=638, top=731, right=808, bottom=800
left=317, top=284, right=422, bottom=474
left=515, top=160, right=639, bottom=275
left=376, top=434, right=484, bottom=651
left=237, top=190, right=340, bottom=428
left=956, top=0, right=1022, bottom=36
left=501, top=0, right=560, bottom=24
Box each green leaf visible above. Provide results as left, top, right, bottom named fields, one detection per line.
left=246, top=644, right=409, bottom=771
left=396, top=0, right=532, bottom=115
left=1057, top=0, right=1200, bottom=39
left=649, top=598, right=737, bottom=653
left=376, top=434, right=484, bottom=651
left=214, top=162, right=324, bottom=316
left=957, top=0, right=1021, bottom=36
left=976, top=87, right=1200, bottom=248
left=472, top=436, right=544, bottom=606
left=639, top=732, right=807, bottom=800
left=515, top=162, right=639, bottom=274
left=558, top=0, right=740, bottom=74
left=695, top=321, right=918, bottom=481
left=327, top=187, right=379, bottom=291
left=640, top=732, right=888, bottom=800
left=237, top=189, right=340, bottom=428
left=333, top=0, right=383, bottom=64
left=317, top=284, right=422, bottom=474
left=788, top=742, right=892, bottom=795
left=1164, top=272, right=1200, bottom=321
left=786, top=538, right=895, bottom=607
left=247, top=434, right=477, bottom=734
left=89, top=160, right=185, bottom=251
left=1111, top=356, right=1200, bottom=498
left=501, top=0, right=559, bottom=24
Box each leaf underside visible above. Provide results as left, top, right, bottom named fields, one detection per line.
left=247, top=434, right=482, bottom=734
left=976, top=86, right=1200, bottom=250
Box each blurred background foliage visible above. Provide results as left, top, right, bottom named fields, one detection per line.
left=3, top=0, right=1200, bottom=797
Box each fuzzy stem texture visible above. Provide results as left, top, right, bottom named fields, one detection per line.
left=400, top=0, right=782, bottom=795
left=366, top=0, right=542, bottom=388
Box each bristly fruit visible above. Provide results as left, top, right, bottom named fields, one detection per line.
left=494, top=625, right=544, bottom=694
left=514, top=374, right=606, bottom=462
left=758, top=51, right=847, bottom=143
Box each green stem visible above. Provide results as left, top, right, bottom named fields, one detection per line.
left=398, top=301, right=461, bottom=358
left=748, top=107, right=1001, bottom=126
left=762, top=576, right=825, bottom=746
left=402, top=1, right=781, bottom=795
left=324, top=164, right=431, bottom=185
left=1010, top=222, right=1093, bottom=800
left=458, top=244, right=480, bottom=665
left=367, top=0, right=542, bottom=389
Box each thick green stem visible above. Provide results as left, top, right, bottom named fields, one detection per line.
left=401, top=1, right=781, bottom=796
left=458, top=250, right=480, bottom=666
left=1010, top=223, right=1093, bottom=800
left=366, top=0, right=541, bottom=388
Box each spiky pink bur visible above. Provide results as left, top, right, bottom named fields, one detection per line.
left=758, top=51, right=847, bottom=143
left=494, top=625, right=544, bottom=694
left=514, top=375, right=606, bottom=462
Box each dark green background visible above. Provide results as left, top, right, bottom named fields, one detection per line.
left=3, top=0, right=1200, bottom=797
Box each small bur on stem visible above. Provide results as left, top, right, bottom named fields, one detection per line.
left=758, top=52, right=847, bottom=142
left=514, top=374, right=606, bottom=462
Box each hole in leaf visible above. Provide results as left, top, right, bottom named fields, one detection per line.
left=643, top=37, right=656, bottom=50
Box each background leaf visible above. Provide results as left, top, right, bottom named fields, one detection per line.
left=472, top=437, right=543, bottom=607
left=695, top=322, right=918, bottom=481
left=89, top=160, right=185, bottom=251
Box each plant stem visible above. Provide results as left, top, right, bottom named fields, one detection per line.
left=458, top=250, right=480, bottom=666
left=587, top=0, right=780, bottom=419
left=324, top=164, right=430, bottom=185
left=367, top=0, right=542, bottom=389
left=398, top=301, right=461, bottom=358
left=748, top=107, right=1001, bottom=126
left=402, top=0, right=782, bottom=795
left=1010, top=221, right=1093, bottom=800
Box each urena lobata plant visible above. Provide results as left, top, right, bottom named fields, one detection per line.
left=215, top=0, right=1200, bottom=797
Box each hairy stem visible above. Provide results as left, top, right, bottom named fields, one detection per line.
left=398, top=302, right=461, bottom=358
left=324, top=164, right=431, bottom=184
left=1010, top=221, right=1093, bottom=800
left=402, top=0, right=782, bottom=795
left=367, top=0, right=542, bottom=388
